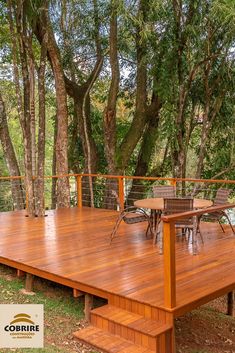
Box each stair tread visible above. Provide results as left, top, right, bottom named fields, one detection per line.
left=74, top=326, right=155, bottom=353
left=92, top=304, right=171, bottom=336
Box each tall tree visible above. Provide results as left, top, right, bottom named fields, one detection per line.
left=35, top=0, right=70, bottom=208
left=103, top=0, right=120, bottom=175
left=35, top=28, right=48, bottom=216
left=0, top=91, right=24, bottom=209
left=7, top=0, right=36, bottom=216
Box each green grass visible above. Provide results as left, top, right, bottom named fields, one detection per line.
left=0, top=276, right=84, bottom=317
left=0, top=272, right=86, bottom=353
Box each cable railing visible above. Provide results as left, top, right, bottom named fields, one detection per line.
left=0, top=173, right=235, bottom=214
left=0, top=176, right=25, bottom=211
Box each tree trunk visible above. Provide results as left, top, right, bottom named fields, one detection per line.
left=117, top=0, right=149, bottom=171
left=68, top=101, right=80, bottom=173
left=127, top=95, right=162, bottom=204
left=75, top=99, right=98, bottom=207
left=195, top=113, right=210, bottom=179
left=0, top=91, right=25, bottom=210
left=14, top=0, right=35, bottom=216
left=103, top=0, right=119, bottom=174
left=41, top=5, right=70, bottom=208
left=51, top=116, right=57, bottom=209
left=35, top=32, right=47, bottom=217
left=29, top=54, right=36, bottom=177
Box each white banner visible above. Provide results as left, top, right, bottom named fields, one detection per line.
left=0, top=304, right=44, bottom=348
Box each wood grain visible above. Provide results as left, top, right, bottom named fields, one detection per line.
left=0, top=207, right=234, bottom=318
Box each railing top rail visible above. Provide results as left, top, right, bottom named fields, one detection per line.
left=77, top=173, right=235, bottom=184
left=161, top=203, right=235, bottom=222
left=1, top=172, right=235, bottom=185
left=0, top=176, right=25, bottom=180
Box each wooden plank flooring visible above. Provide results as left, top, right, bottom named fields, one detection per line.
left=0, top=207, right=235, bottom=317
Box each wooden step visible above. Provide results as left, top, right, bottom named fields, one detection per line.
left=90, top=304, right=172, bottom=351
left=73, top=325, right=155, bottom=353
left=91, top=305, right=171, bottom=336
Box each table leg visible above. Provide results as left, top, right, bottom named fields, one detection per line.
left=152, top=210, right=157, bottom=244
left=152, top=210, right=162, bottom=245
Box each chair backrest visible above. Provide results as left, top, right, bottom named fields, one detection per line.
left=164, top=198, right=193, bottom=224
left=214, top=188, right=231, bottom=205
left=153, top=185, right=176, bottom=198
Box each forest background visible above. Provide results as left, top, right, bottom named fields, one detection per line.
left=0, top=0, right=235, bottom=216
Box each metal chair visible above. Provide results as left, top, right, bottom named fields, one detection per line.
left=110, top=191, right=153, bottom=243
left=159, top=198, right=203, bottom=254
left=203, top=188, right=235, bottom=234
left=151, top=185, right=176, bottom=242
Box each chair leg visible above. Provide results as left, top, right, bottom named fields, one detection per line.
left=110, top=216, right=123, bottom=243
left=196, top=220, right=204, bottom=244
left=153, top=230, right=158, bottom=245
left=145, top=224, right=150, bottom=237
left=196, top=215, right=203, bottom=243
left=192, top=216, right=198, bottom=255
left=218, top=220, right=225, bottom=233
left=146, top=218, right=154, bottom=238
left=223, top=213, right=235, bottom=234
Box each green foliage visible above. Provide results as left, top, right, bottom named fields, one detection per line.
left=0, top=0, right=235, bottom=209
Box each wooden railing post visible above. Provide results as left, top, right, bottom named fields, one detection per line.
left=163, top=221, right=176, bottom=309
left=77, top=175, right=82, bottom=208
left=118, top=177, right=125, bottom=210
left=170, top=179, right=177, bottom=188
left=25, top=191, right=28, bottom=211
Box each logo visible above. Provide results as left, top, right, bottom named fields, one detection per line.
left=4, top=313, right=39, bottom=338
left=0, top=304, right=44, bottom=348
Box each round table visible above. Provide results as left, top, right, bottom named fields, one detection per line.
left=134, top=197, right=212, bottom=210
left=134, top=198, right=213, bottom=247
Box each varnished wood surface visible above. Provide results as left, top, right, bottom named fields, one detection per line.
left=0, top=207, right=235, bottom=316
left=134, top=198, right=212, bottom=210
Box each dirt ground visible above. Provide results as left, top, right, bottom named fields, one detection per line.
left=0, top=265, right=234, bottom=353
left=175, top=297, right=235, bottom=353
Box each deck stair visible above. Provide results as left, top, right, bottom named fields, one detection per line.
left=73, top=304, right=173, bottom=353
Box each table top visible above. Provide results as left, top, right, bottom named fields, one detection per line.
left=134, top=197, right=213, bottom=210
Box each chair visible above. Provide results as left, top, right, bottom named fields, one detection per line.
left=110, top=191, right=153, bottom=243
left=203, top=188, right=235, bottom=234
left=152, top=185, right=176, bottom=198
left=159, top=198, right=203, bottom=254
left=151, top=185, right=176, bottom=241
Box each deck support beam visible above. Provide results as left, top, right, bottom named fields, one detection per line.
left=17, top=269, right=25, bottom=278
left=73, top=288, right=84, bottom=298
left=84, top=293, right=93, bottom=322
left=227, top=291, right=234, bottom=316
left=25, top=273, right=34, bottom=293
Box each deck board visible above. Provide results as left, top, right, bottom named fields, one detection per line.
left=0, top=207, right=235, bottom=316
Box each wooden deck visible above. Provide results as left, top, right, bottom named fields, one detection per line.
left=0, top=207, right=235, bottom=352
